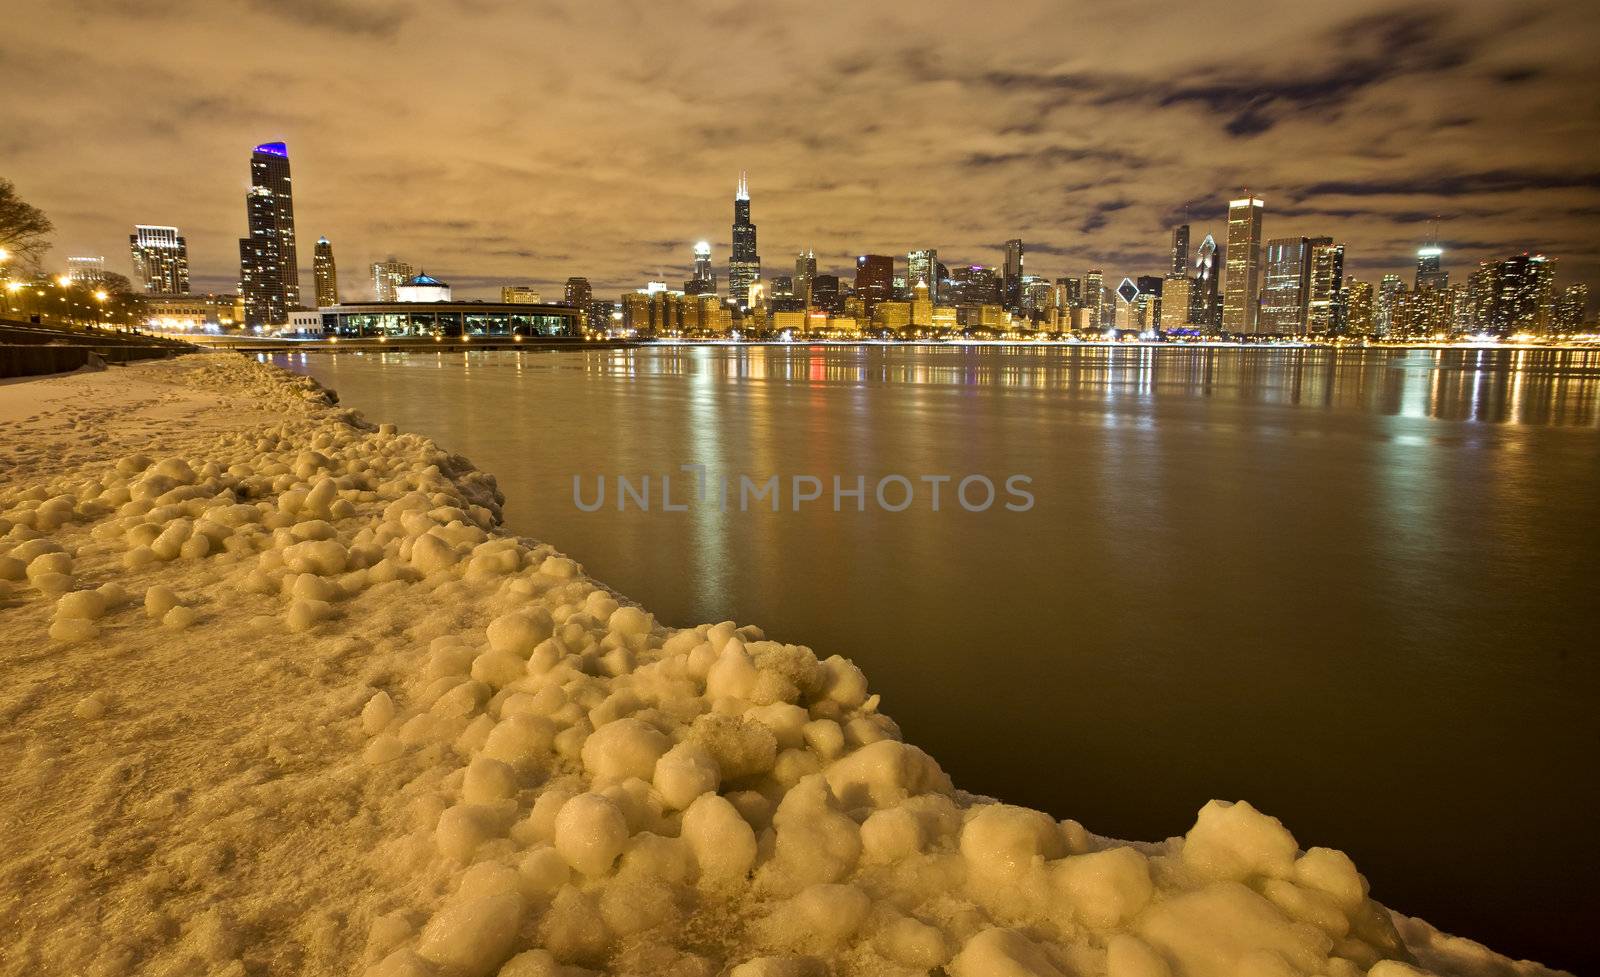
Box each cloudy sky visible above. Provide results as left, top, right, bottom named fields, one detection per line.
left=6, top=0, right=1599, bottom=303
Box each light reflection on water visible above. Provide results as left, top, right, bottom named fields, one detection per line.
left=279, top=345, right=1599, bottom=971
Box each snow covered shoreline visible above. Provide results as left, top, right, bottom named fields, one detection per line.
left=0, top=355, right=1569, bottom=977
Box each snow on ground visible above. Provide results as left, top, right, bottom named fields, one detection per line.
left=0, top=355, right=1572, bottom=977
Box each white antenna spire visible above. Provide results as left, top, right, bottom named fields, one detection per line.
left=736, top=170, right=749, bottom=201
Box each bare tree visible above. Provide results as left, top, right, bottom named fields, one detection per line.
left=0, top=178, right=54, bottom=268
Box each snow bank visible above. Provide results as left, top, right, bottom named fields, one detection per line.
left=0, top=355, right=1571, bottom=977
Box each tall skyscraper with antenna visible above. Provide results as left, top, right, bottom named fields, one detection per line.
left=728, top=171, right=761, bottom=310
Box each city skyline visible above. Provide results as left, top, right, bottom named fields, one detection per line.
left=5, top=1, right=1598, bottom=301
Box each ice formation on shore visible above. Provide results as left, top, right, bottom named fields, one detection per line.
left=0, top=356, right=1569, bottom=977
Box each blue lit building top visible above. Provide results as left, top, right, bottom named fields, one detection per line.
left=253, top=141, right=288, bottom=157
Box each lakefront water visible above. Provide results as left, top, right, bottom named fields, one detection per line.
left=278, top=343, right=1600, bottom=972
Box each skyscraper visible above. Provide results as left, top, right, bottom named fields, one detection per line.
left=1084, top=269, right=1104, bottom=330
left=1415, top=244, right=1448, bottom=292
left=1223, top=196, right=1264, bottom=334
left=564, top=277, right=592, bottom=308
left=907, top=249, right=938, bottom=303
left=1473, top=253, right=1554, bottom=335
left=1554, top=284, right=1589, bottom=331
left=1160, top=275, right=1193, bottom=330
left=237, top=141, right=301, bottom=327
left=854, top=255, right=895, bottom=315
left=1002, top=239, right=1024, bottom=312
left=1263, top=236, right=1326, bottom=334
left=1170, top=224, right=1191, bottom=276
left=372, top=257, right=413, bottom=302
left=1344, top=279, right=1374, bottom=334
left=686, top=241, right=717, bottom=295
left=1377, top=275, right=1406, bottom=336
left=130, top=225, right=190, bottom=294
left=1306, top=241, right=1346, bottom=334
left=728, top=171, right=761, bottom=309
left=794, top=250, right=817, bottom=307
left=313, top=237, right=339, bottom=307
left=1192, top=234, right=1220, bottom=329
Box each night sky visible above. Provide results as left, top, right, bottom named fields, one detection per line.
left=7, top=0, right=1599, bottom=302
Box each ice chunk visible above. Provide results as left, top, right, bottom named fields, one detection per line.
left=960, top=804, right=1065, bottom=883
left=415, top=889, right=526, bottom=977
left=362, top=691, right=396, bottom=734
left=783, top=883, right=871, bottom=947
left=55, top=589, right=108, bottom=621
left=487, top=609, right=555, bottom=657
left=554, top=792, right=629, bottom=876
left=652, top=741, right=720, bottom=810
left=1181, top=800, right=1299, bottom=882
left=1051, top=846, right=1154, bottom=929
left=680, top=792, right=757, bottom=887
left=144, top=585, right=180, bottom=619
left=581, top=717, right=669, bottom=783
left=949, top=927, right=1066, bottom=977
left=463, top=757, right=518, bottom=804
left=875, top=915, right=950, bottom=969
left=823, top=739, right=950, bottom=810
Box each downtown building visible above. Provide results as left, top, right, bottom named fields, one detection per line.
left=130, top=225, right=190, bottom=294
left=372, top=257, right=414, bottom=302
left=313, top=236, right=339, bottom=307
left=1223, top=196, right=1264, bottom=334
left=728, top=172, right=761, bottom=309
left=237, top=142, right=302, bottom=327
left=1468, top=254, right=1555, bottom=336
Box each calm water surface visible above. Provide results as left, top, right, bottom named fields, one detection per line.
left=280, top=345, right=1599, bottom=972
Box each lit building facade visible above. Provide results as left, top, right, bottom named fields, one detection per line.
left=501, top=286, right=542, bottom=304
left=1305, top=241, right=1346, bottom=334
left=728, top=171, right=761, bottom=310
left=1262, top=236, right=1318, bottom=334
left=237, top=141, right=301, bottom=327
left=1344, top=279, right=1374, bottom=334
left=854, top=254, right=895, bottom=315
left=313, top=237, right=339, bottom=307
left=1084, top=270, right=1104, bottom=330
left=686, top=241, right=716, bottom=295
left=1223, top=197, right=1264, bottom=334
left=1191, top=234, right=1220, bottom=330
left=1415, top=245, right=1448, bottom=292
left=1002, top=239, right=1024, bottom=312
left=793, top=250, right=816, bottom=306
left=130, top=225, right=190, bottom=294
left=1377, top=275, right=1405, bottom=336
left=66, top=256, right=106, bottom=285
left=1170, top=224, right=1190, bottom=276
left=907, top=249, right=938, bottom=303
left=1160, top=275, right=1193, bottom=330
left=321, top=301, right=580, bottom=338
left=372, top=257, right=413, bottom=302
left=1470, top=254, right=1554, bottom=336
